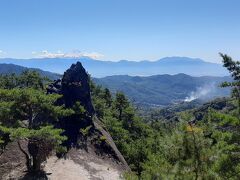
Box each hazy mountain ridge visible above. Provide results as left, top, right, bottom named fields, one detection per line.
left=0, top=63, right=60, bottom=80
left=94, top=74, right=231, bottom=106
left=0, top=57, right=227, bottom=77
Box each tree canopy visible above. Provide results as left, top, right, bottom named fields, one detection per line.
left=0, top=70, right=73, bottom=172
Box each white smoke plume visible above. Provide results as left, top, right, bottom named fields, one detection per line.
left=184, top=83, right=216, bottom=102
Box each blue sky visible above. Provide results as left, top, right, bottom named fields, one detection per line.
left=0, top=0, right=239, bottom=62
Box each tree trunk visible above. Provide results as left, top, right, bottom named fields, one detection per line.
left=28, top=138, right=41, bottom=172
left=32, top=156, right=41, bottom=172
left=17, top=140, right=32, bottom=171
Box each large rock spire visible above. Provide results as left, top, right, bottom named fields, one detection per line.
left=61, top=62, right=94, bottom=115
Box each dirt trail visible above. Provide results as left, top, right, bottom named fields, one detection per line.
left=44, top=149, right=123, bottom=180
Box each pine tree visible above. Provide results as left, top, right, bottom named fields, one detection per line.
left=114, top=92, right=129, bottom=121
left=0, top=73, right=73, bottom=172
left=0, top=125, right=67, bottom=172
left=103, top=88, right=112, bottom=107
left=220, top=53, right=240, bottom=117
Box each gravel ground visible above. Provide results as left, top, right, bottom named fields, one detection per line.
left=44, top=149, right=123, bottom=180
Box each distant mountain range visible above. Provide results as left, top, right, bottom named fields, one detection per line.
left=94, top=74, right=231, bottom=106
left=0, top=63, right=60, bottom=80
left=0, top=62, right=231, bottom=106
left=0, top=57, right=228, bottom=77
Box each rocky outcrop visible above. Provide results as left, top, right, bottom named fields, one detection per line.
left=47, top=62, right=94, bottom=115
left=0, top=62, right=130, bottom=179
left=61, top=62, right=94, bottom=115
left=48, top=62, right=130, bottom=171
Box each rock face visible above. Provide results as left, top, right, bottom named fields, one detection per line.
left=61, top=62, right=94, bottom=115
left=52, top=62, right=95, bottom=146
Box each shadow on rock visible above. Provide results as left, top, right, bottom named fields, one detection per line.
left=20, top=170, right=49, bottom=180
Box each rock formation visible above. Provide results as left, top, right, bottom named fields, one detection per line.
left=0, top=62, right=129, bottom=179
left=57, top=62, right=129, bottom=171
left=61, top=62, right=94, bottom=115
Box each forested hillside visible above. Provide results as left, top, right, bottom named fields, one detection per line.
left=92, top=82, right=240, bottom=179
left=0, top=63, right=60, bottom=80
left=92, top=54, right=240, bottom=179
left=95, top=74, right=231, bottom=106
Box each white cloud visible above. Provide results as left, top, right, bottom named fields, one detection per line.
left=0, top=50, right=6, bottom=56
left=32, top=50, right=104, bottom=59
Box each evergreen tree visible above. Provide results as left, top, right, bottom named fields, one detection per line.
left=0, top=125, right=67, bottom=172
left=220, top=53, right=240, bottom=117
left=18, top=70, right=49, bottom=89
left=0, top=88, right=73, bottom=128
left=0, top=70, right=50, bottom=90
left=103, top=88, right=112, bottom=107
left=0, top=73, right=73, bottom=172
left=114, top=92, right=129, bottom=121
left=0, top=73, right=18, bottom=89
